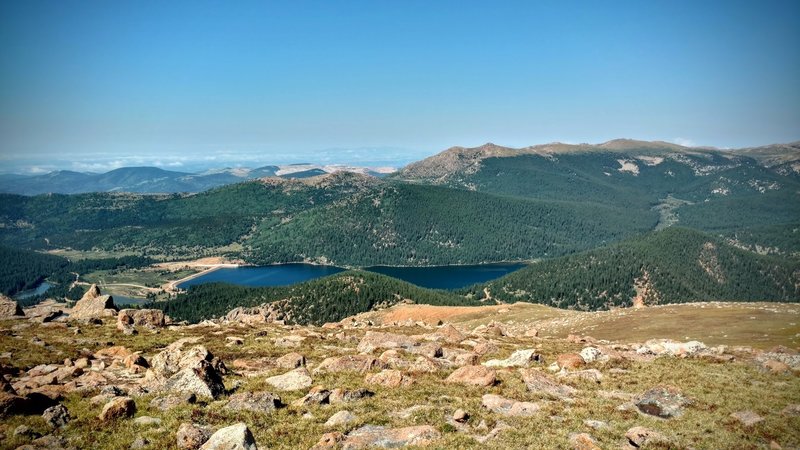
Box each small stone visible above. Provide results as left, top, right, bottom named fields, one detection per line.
left=14, top=425, right=40, bottom=438
left=625, top=426, right=670, bottom=447
left=265, top=368, right=313, bottom=391
left=310, top=432, right=344, bottom=450
left=519, top=368, right=578, bottom=399
left=365, top=369, right=414, bottom=388
left=131, top=436, right=150, bottom=449
left=42, top=404, right=70, bottom=429
left=292, top=389, right=331, bottom=407
left=150, top=393, right=197, bottom=411
left=482, top=394, right=540, bottom=417
left=325, top=410, right=357, bottom=427
left=583, top=419, right=607, bottom=429
left=224, top=391, right=283, bottom=414
left=453, top=408, right=469, bottom=423
left=558, top=368, right=603, bottom=383
left=483, top=349, right=542, bottom=368
left=445, top=365, right=496, bottom=387
left=730, top=410, right=765, bottom=427
left=329, top=388, right=374, bottom=404
left=200, top=422, right=258, bottom=450
left=133, top=416, right=163, bottom=426
left=781, top=404, right=800, bottom=416
left=225, top=336, right=244, bottom=346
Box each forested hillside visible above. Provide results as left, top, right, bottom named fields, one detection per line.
left=0, top=174, right=658, bottom=266
left=0, top=246, right=68, bottom=297
left=467, top=228, right=800, bottom=310
left=246, top=183, right=657, bottom=265
left=0, top=246, right=154, bottom=305
left=151, top=270, right=478, bottom=325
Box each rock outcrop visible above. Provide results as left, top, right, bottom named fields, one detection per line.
left=70, top=285, right=117, bottom=320
left=117, top=308, right=165, bottom=333
left=145, top=339, right=225, bottom=399
left=0, top=294, right=24, bottom=318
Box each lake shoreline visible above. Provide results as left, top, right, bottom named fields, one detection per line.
left=170, top=261, right=528, bottom=292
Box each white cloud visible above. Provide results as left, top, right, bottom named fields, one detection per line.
left=25, top=165, right=57, bottom=174
left=673, top=137, right=697, bottom=147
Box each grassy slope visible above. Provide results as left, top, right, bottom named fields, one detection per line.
left=1, top=312, right=798, bottom=449
left=354, top=301, right=800, bottom=349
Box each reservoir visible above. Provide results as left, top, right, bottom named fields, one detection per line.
left=14, top=281, right=52, bottom=300
left=176, top=262, right=525, bottom=291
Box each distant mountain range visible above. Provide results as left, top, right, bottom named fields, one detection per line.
left=0, top=164, right=396, bottom=196
left=1, top=138, right=798, bottom=314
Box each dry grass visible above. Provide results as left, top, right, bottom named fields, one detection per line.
left=1, top=305, right=799, bottom=449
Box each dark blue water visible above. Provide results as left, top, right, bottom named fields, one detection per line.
left=177, top=263, right=346, bottom=289
left=177, top=262, right=525, bottom=290
left=14, top=282, right=52, bottom=300
left=364, top=263, right=526, bottom=290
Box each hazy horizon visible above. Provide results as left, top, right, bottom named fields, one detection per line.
left=1, top=1, right=799, bottom=173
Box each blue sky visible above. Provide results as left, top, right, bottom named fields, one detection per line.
left=1, top=0, right=798, bottom=172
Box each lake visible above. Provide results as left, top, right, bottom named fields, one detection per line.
left=177, top=263, right=346, bottom=290
left=14, top=281, right=52, bottom=300
left=177, top=262, right=525, bottom=291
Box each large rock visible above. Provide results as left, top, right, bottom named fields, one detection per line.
left=329, top=388, right=374, bottom=404
left=445, top=365, right=496, bottom=387
left=42, top=404, right=70, bottom=429
left=365, top=369, right=413, bottom=388
left=70, top=284, right=117, bottom=319
left=481, top=394, right=540, bottom=416
left=0, top=391, right=59, bottom=417
left=579, top=347, right=603, bottom=363
left=146, top=340, right=226, bottom=399
left=357, top=331, right=418, bottom=353
left=265, top=368, right=313, bottom=391
left=625, top=426, right=670, bottom=447
left=224, top=391, right=283, bottom=414
left=569, top=432, right=601, bottom=450
left=117, top=308, right=165, bottom=332
left=0, top=294, right=23, bottom=318
left=483, top=349, right=542, bottom=368
left=556, top=353, right=584, bottom=370
left=275, top=352, right=306, bottom=370
left=177, top=423, right=212, bottom=450
left=200, top=423, right=258, bottom=450
left=163, top=362, right=225, bottom=399
left=635, top=386, right=691, bottom=418
left=640, top=339, right=708, bottom=357
left=314, top=355, right=387, bottom=374
left=341, top=425, right=440, bottom=449
left=99, top=396, right=136, bottom=421
left=430, top=324, right=466, bottom=343
left=519, top=368, right=578, bottom=399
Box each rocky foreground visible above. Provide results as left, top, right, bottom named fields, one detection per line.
left=0, top=289, right=799, bottom=449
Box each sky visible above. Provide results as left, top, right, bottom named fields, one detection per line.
left=0, top=0, right=799, bottom=173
